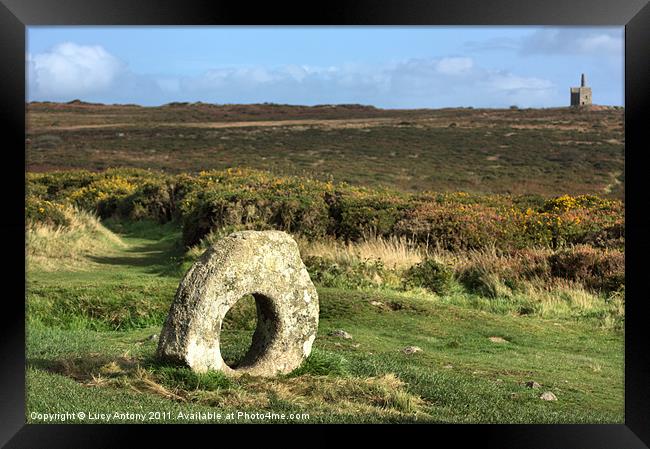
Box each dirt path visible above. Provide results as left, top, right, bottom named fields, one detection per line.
left=28, top=123, right=136, bottom=132
left=603, top=170, right=623, bottom=194
left=29, top=117, right=400, bottom=132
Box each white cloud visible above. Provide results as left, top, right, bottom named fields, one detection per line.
left=283, top=64, right=308, bottom=82
left=178, top=62, right=392, bottom=104
left=463, top=29, right=623, bottom=58
left=28, top=42, right=125, bottom=99
left=520, top=29, right=623, bottom=56
left=385, top=58, right=557, bottom=107
left=479, top=72, right=556, bottom=106
left=436, top=57, right=474, bottom=75
left=576, top=33, right=622, bottom=54
left=26, top=41, right=561, bottom=107
left=483, top=72, right=554, bottom=92
left=464, top=37, right=520, bottom=52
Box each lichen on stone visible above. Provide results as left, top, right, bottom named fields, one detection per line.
left=156, top=230, right=319, bottom=376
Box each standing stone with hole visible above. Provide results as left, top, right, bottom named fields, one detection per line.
left=156, top=230, right=319, bottom=376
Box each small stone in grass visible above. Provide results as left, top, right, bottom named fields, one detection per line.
left=370, top=301, right=383, bottom=307
left=526, top=381, right=541, bottom=389
left=402, top=346, right=422, bottom=355
left=443, top=364, right=453, bottom=369
left=137, top=334, right=158, bottom=344
left=540, top=391, right=558, bottom=401
left=489, top=336, right=508, bottom=343
left=328, top=329, right=352, bottom=339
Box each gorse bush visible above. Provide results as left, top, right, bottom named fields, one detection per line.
left=118, top=179, right=176, bottom=222
left=26, top=196, right=70, bottom=227
left=403, top=259, right=454, bottom=295
left=542, top=194, right=614, bottom=213
left=180, top=185, right=330, bottom=247
left=328, top=190, right=409, bottom=240
left=26, top=168, right=624, bottom=252
left=28, top=170, right=98, bottom=200
left=68, top=175, right=138, bottom=217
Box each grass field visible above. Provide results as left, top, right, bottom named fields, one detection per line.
left=26, top=216, right=623, bottom=424
left=26, top=102, right=624, bottom=199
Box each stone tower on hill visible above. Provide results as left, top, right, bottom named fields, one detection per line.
left=570, top=73, right=592, bottom=106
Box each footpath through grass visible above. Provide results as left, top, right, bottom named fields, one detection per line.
left=26, top=221, right=624, bottom=424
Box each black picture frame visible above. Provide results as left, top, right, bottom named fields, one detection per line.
left=2, top=0, right=648, bottom=447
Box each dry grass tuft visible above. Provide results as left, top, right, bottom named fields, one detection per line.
left=298, top=234, right=424, bottom=271
left=131, top=366, right=187, bottom=402
left=235, top=372, right=427, bottom=417
left=26, top=206, right=124, bottom=271
left=47, top=354, right=427, bottom=418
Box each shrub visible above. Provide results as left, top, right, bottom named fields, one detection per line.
left=117, top=179, right=175, bottom=223
left=25, top=196, right=70, bottom=227
left=395, top=197, right=507, bottom=251
left=458, top=266, right=510, bottom=299
left=27, top=170, right=98, bottom=201
left=403, top=259, right=454, bottom=295
left=329, top=190, right=409, bottom=241
left=179, top=169, right=331, bottom=247
left=68, top=175, right=138, bottom=217
left=542, top=194, right=613, bottom=213
left=26, top=169, right=625, bottom=252
left=510, top=248, right=552, bottom=280
left=304, top=256, right=394, bottom=290
left=548, top=245, right=624, bottom=292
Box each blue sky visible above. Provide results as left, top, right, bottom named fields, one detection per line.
left=26, top=26, right=624, bottom=108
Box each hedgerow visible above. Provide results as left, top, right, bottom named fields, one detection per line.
left=26, top=168, right=624, bottom=251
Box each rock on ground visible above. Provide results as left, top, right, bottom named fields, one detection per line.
left=156, top=230, right=319, bottom=376
left=540, top=391, right=558, bottom=401
left=402, top=346, right=422, bottom=355
left=328, top=329, right=352, bottom=339
left=489, top=336, right=508, bottom=343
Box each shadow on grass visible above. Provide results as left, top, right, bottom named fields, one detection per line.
left=27, top=354, right=136, bottom=381
left=87, top=238, right=187, bottom=277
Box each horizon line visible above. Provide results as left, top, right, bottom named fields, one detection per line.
left=26, top=99, right=624, bottom=110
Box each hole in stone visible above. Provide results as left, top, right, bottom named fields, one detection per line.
left=220, top=293, right=280, bottom=370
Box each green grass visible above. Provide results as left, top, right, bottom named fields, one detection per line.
left=26, top=220, right=624, bottom=423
